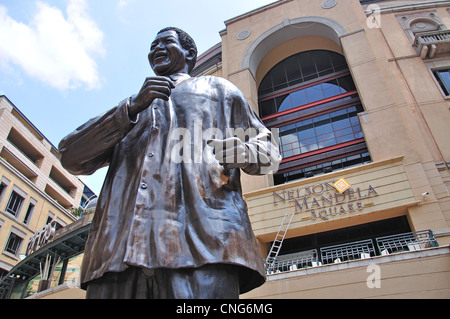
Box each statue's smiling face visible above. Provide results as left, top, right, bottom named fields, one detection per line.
left=148, top=30, right=189, bottom=76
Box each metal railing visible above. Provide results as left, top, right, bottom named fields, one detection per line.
left=266, top=230, right=439, bottom=275
left=376, top=230, right=438, bottom=255
left=266, top=249, right=318, bottom=274
left=320, top=239, right=375, bottom=265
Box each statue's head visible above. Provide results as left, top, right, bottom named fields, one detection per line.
left=148, top=27, right=198, bottom=76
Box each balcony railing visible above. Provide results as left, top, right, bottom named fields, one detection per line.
left=320, top=239, right=375, bottom=265
left=376, top=230, right=438, bottom=255
left=266, top=230, right=439, bottom=275
left=266, top=249, right=318, bottom=274
left=414, top=29, right=450, bottom=59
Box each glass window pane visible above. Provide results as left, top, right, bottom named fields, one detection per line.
left=292, top=142, right=301, bottom=155
left=259, top=99, right=275, bottom=117
left=305, top=84, right=324, bottom=103
left=349, top=116, right=360, bottom=126
left=347, top=106, right=357, bottom=114
left=271, top=63, right=287, bottom=90
left=322, top=81, right=340, bottom=98
left=338, top=128, right=354, bottom=142
left=304, top=137, right=318, bottom=152
left=331, top=114, right=349, bottom=125
left=298, top=124, right=315, bottom=137
left=299, top=51, right=317, bottom=81
left=290, top=89, right=308, bottom=107
left=314, top=51, right=334, bottom=76
left=330, top=53, right=347, bottom=71
left=313, top=113, right=330, bottom=124
left=280, top=122, right=296, bottom=132
left=281, top=133, right=297, bottom=145
left=277, top=94, right=292, bottom=112
left=258, top=51, right=370, bottom=176
left=283, top=150, right=293, bottom=158
left=274, top=149, right=371, bottom=185
left=5, top=233, right=23, bottom=255
left=315, top=122, right=333, bottom=141
left=284, top=55, right=302, bottom=84
left=332, top=117, right=350, bottom=129
left=259, top=75, right=273, bottom=95
left=258, top=50, right=352, bottom=116
left=336, top=75, right=356, bottom=93
left=6, top=191, right=24, bottom=217
left=435, top=69, right=450, bottom=95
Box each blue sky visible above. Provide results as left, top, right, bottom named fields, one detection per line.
left=0, top=0, right=274, bottom=195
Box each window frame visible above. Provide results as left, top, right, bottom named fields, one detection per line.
left=277, top=104, right=365, bottom=160
left=258, top=50, right=370, bottom=185
left=432, top=67, right=450, bottom=98
left=3, top=228, right=26, bottom=258
left=5, top=187, right=27, bottom=219
left=22, top=198, right=37, bottom=225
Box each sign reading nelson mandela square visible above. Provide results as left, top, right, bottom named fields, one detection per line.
left=272, top=180, right=379, bottom=221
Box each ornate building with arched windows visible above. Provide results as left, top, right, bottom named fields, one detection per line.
left=1, top=0, right=449, bottom=299
left=193, top=0, right=450, bottom=299
left=257, top=49, right=370, bottom=184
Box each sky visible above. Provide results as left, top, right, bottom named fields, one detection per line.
left=0, top=0, right=275, bottom=196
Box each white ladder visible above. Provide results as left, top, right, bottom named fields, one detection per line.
left=266, top=211, right=295, bottom=272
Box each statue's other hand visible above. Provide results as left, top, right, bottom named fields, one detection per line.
left=207, top=137, right=250, bottom=169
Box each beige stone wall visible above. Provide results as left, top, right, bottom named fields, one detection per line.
left=0, top=97, right=84, bottom=208
left=0, top=159, right=78, bottom=271
left=216, top=1, right=450, bottom=300
left=245, top=156, right=419, bottom=245
left=217, top=0, right=450, bottom=239
left=0, top=96, right=81, bottom=272
left=242, top=246, right=450, bottom=299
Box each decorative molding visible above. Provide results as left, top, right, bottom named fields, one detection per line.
left=224, top=0, right=293, bottom=26
left=365, top=0, right=450, bottom=15
left=237, top=30, right=251, bottom=40
left=322, top=0, right=338, bottom=9
left=241, top=16, right=346, bottom=77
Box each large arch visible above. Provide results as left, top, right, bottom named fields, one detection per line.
left=242, top=16, right=347, bottom=78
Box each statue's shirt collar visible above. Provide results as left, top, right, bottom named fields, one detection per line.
left=168, top=73, right=191, bottom=85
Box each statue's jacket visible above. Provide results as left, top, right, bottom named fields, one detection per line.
left=59, top=74, right=281, bottom=294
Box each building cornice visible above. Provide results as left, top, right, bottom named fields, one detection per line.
left=0, top=95, right=60, bottom=154
left=365, top=0, right=450, bottom=15
left=223, top=0, right=293, bottom=27
left=244, top=155, right=405, bottom=198
left=0, top=158, right=77, bottom=222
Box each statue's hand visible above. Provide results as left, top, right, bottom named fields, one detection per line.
left=207, top=137, right=250, bottom=169
left=128, top=76, right=175, bottom=119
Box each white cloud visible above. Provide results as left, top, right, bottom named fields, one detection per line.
left=118, top=0, right=134, bottom=9
left=116, top=0, right=138, bottom=24
left=0, top=0, right=105, bottom=90
left=118, top=0, right=140, bottom=11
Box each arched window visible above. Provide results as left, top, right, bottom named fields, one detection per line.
left=258, top=50, right=371, bottom=185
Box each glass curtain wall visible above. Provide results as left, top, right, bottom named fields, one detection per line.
left=258, top=50, right=371, bottom=184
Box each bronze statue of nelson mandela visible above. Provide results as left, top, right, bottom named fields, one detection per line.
left=59, top=27, right=281, bottom=299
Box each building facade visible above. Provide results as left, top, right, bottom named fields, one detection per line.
left=195, top=0, right=450, bottom=298
left=0, top=95, right=90, bottom=283
left=1, top=0, right=449, bottom=299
